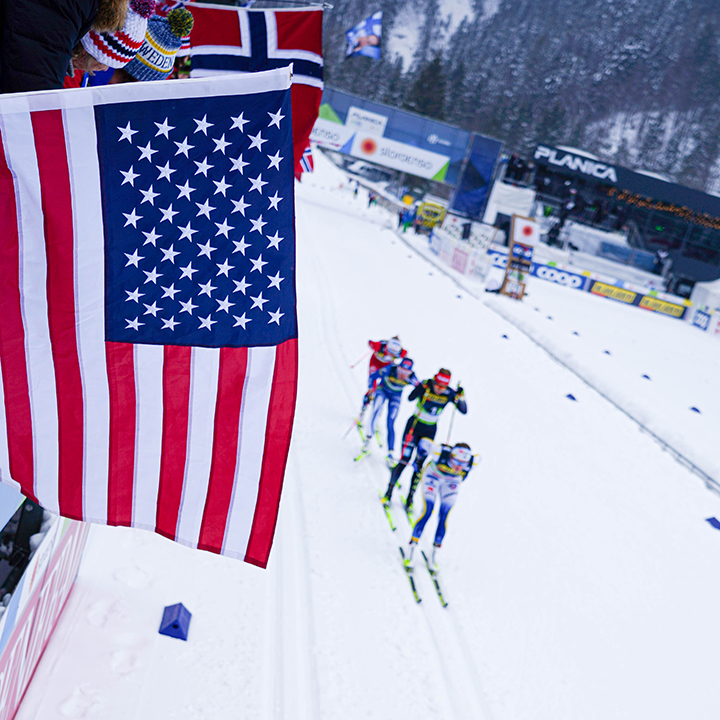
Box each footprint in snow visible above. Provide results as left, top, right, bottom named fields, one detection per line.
left=113, top=565, right=152, bottom=589
left=59, top=686, right=102, bottom=718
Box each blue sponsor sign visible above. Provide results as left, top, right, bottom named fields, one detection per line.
left=486, top=249, right=588, bottom=290
left=692, top=309, right=711, bottom=331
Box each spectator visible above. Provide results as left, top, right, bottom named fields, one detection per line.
left=0, top=0, right=130, bottom=94
left=110, top=7, right=194, bottom=83
left=64, top=0, right=153, bottom=88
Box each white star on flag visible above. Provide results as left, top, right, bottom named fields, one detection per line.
left=249, top=174, right=268, bottom=194
left=250, top=215, right=267, bottom=234
left=194, top=115, right=214, bottom=135
left=234, top=276, right=251, bottom=294
left=118, top=122, right=138, bottom=142
left=230, top=113, right=249, bottom=132
left=155, top=118, right=175, bottom=138
left=248, top=132, right=267, bottom=151
left=121, top=166, right=140, bottom=186
left=231, top=196, right=250, bottom=215
left=268, top=109, right=284, bottom=128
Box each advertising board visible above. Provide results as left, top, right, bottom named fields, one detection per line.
left=350, top=133, right=450, bottom=181
left=0, top=519, right=89, bottom=720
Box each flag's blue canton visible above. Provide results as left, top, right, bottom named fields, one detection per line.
left=97, top=91, right=297, bottom=348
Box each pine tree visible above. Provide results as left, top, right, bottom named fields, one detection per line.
left=403, top=53, right=446, bottom=120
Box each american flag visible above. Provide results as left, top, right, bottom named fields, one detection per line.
left=0, top=68, right=297, bottom=567
left=183, top=2, right=323, bottom=178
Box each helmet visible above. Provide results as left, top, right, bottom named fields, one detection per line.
left=433, top=368, right=451, bottom=388
left=386, top=338, right=402, bottom=357
left=397, top=357, right=413, bottom=378
left=449, top=443, right=472, bottom=469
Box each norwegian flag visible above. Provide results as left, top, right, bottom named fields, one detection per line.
left=0, top=68, right=297, bottom=567
left=299, top=143, right=314, bottom=176
left=183, top=2, right=323, bottom=177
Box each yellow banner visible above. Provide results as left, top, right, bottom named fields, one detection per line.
left=590, top=282, right=636, bottom=304
left=638, top=296, right=685, bottom=317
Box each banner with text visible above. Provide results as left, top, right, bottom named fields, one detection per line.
left=349, top=133, right=450, bottom=181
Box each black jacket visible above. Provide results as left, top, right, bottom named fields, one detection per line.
left=0, top=0, right=100, bottom=93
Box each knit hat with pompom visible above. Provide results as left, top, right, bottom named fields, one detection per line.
left=81, top=0, right=155, bottom=69
left=124, top=8, right=194, bottom=81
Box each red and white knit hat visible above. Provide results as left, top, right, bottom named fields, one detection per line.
left=81, top=0, right=155, bottom=68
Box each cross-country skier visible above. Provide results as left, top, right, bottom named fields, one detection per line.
left=403, top=440, right=475, bottom=571
left=382, top=368, right=466, bottom=511
left=359, top=336, right=407, bottom=416
left=360, top=357, right=419, bottom=466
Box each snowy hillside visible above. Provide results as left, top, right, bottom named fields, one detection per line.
left=15, top=150, right=720, bottom=720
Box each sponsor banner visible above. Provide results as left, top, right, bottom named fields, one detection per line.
left=346, top=106, right=387, bottom=136
left=692, top=309, right=711, bottom=331
left=534, top=145, right=618, bottom=183
left=638, top=295, right=687, bottom=318
left=350, top=134, right=450, bottom=181
left=309, top=117, right=356, bottom=151
left=486, top=249, right=589, bottom=290
left=589, top=280, right=688, bottom=318
left=589, top=280, right=637, bottom=304
left=0, top=520, right=89, bottom=720
left=534, top=265, right=588, bottom=290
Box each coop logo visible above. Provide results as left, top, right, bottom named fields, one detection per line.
left=535, top=266, right=585, bottom=289
left=427, top=133, right=451, bottom=147
left=534, top=145, right=618, bottom=183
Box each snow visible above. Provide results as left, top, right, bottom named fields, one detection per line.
left=386, top=0, right=477, bottom=70
left=16, top=149, right=720, bottom=720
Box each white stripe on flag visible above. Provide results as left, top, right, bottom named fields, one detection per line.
left=0, top=362, right=18, bottom=493
left=222, top=345, right=275, bottom=557
left=175, top=346, right=221, bottom=547
left=2, top=107, right=60, bottom=511
left=64, top=105, right=111, bottom=524
left=132, top=343, right=165, bottom=531
left=264, top=10, right=324, bottom=65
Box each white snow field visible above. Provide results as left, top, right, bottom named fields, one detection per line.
left=16, top=150, right=720, bottom=720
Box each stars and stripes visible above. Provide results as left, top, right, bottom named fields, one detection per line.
left=0, top=68, right=297, bottom=567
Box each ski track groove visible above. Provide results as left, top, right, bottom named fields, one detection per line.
left=299, top=188, right=492, bottom=719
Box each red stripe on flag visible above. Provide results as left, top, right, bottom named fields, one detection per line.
left=197, top=347, right=248, bottom=554
left=244, top=338, right=298, bottom=568
left=189, top=6, right=243, bottom=49
left=156, top=344, right=192, bottom=541
left=31, top=110, right=85, bottom=519
left=0, top=130, right=36, bottom=501
left=291, top=84, right=322, bottom=178
left=275, top=9, right=322, bottom=54
left=106, top=342, right=136, bottom=525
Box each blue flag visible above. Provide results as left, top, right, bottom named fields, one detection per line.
left=345, top=11, right=382, bottom=60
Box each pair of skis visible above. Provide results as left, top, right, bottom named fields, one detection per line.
left=379, top=494, right=447, bottom=607
left=398, top=546, right=447, bottom=607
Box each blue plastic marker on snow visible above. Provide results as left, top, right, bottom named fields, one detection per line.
left=706, top=518, right=720, bottom=530
left=159, top=603, right=192, bottom=641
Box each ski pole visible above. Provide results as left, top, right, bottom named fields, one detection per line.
left=350, top=349, right=372, bottom=369
left=445, top=380, right=461, bottom=444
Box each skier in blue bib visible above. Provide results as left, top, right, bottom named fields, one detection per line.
left=361, top=357, right=419, bottom=466
left=404, top=440, right=475, bottom=571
